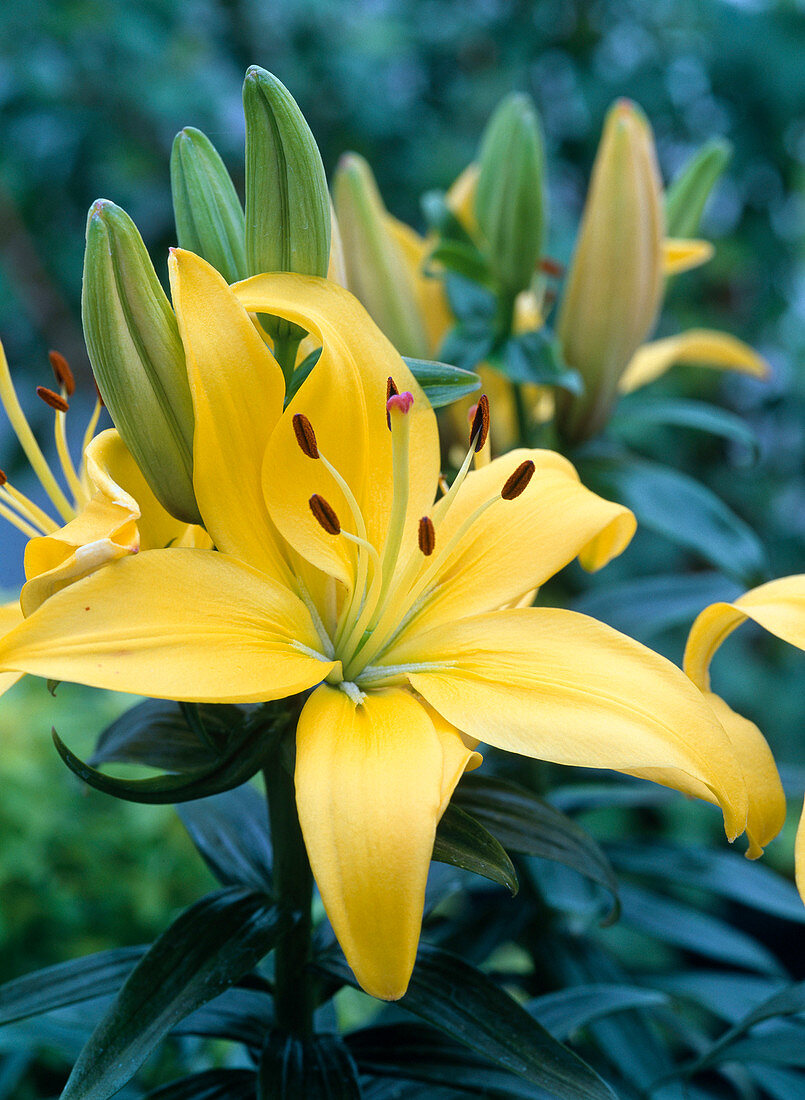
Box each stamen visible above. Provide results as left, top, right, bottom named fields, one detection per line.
left=469, top=394, right=490, bottom=452
left=385, top=376, right=399, bottom=429
left=0, top=469, right=5, bottom=486
left=37, top=386, right=69, bottom=413
left=0, top=473, right=59, bottom=535
left=501, top=459, right=536, bottom=500
left=309, top=493, right=341, bottom=535
left=49, top=350, right=75, bottom=397
left=94, top=379, right=105, bottom=406
left=292, top=413, right=319, bottom=459
left=0, top=498, right=39, bottom=538
left=539, top=257, right=564, bottom=278
left=418, top=516, right=435, bottom=556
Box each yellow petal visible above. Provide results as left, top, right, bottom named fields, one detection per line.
left=662, top=238, right=714, bottom=276
left=410, top=449, right=634, bottom=633
left=168, top=249, right=290, bottom=582
left=295, top=684, right=446, bottom=1000
left=684, top=575, right=805, bottom=691
left=384, top=214, right=452, bottom=356
left=420, top=700, right=483, bottom=815
left=388, top=608, right=748, bottom=842
left=619, top=329, right=770, bottom=394
left=233, top=274, right=440, bottom=588
left=0, top=600, right=24, bottom=697
left=0, top=549, right=334, bottom=702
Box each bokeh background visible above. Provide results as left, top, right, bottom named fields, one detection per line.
left=0, top=0, right=803, bottom=1091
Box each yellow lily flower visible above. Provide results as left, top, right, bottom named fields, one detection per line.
left=0, top=252, right=760, bottom=1000
left=684, top=576, right=804, bottom=866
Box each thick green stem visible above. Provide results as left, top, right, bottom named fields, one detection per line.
left=264, top=731, right=314, bottom=1038
left=271, top=325, right=303, bottom=389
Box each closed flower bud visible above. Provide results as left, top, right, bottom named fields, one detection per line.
left=475, top=93, right=547, bottom=297
left=334, top=153, right=430, bottom=359
left=556, top=100, right=664, bottom=442
left=170, top=127, right=247, bottom=285
left=82, top=200, right=201, bottom=524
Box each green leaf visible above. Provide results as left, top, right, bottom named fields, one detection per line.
left=433, top=804, right=518, bottom=895
left=686, top=982, right=805, bottom=1073
left=499, top=331, right=582, bottom=393
left=611, top=396, right=759, bottom=456
left=321, top=947, right=617, bottom=1099
left=175, top=986, right=274, bottom=1046
left=550, top=780, right=676, bottom=814
left=146, top=1069, right=258, bottom=1099
left=62, top=888, right=285, bottom=1100
left=665, top=138, right=733, bottom=239
left=258, top=1031, right=362, bottom=1098
left=421, top=190, right=476, bottom=247
left=0, top=947, right=145, bottom=1025
left=348, top=1022, right=553, bottom=1097
left=745, top=1064, right=805, bottom=1099
left=401, top=357, right=481, bottom=408
left=285, top=347, right=322, bottom=404
left=438, top=324, right=496, bottom=372
left=451, top=775, right=618, bottom=919
left=579, top=452, right=769, bottom=586
left=700, top=1023, right=805, bottom=1069
left=427, top=239, right=491, bottom=285
left=177, top=787, right=273, bottom=892
left=528, top=985, right=669, bottom=1041
left=443, top=273, right=497, bottom=325
left=653, top=971, right=785, bottom=1024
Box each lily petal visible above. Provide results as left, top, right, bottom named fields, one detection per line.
left=0, top=549, right=334, bottom=702
left=233, top=274, right=440, bottom=588
left=0, top=601, right=24, bottom=697
left=619, top=328, right=770, bottom=394
left=295, top=684, right=445, bottom=1000
left=662, top=238, right=714, bottom=276
left=387, top=608, right=748, bottom=841
left=684, top=575, right=805, bottom=691
left=169, top=249, right=289, bottom=581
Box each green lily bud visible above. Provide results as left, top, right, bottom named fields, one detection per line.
left=243, top=66, right=330, bottom=280
left=665, top=137, right=733, bottom=238
left=170, top=126, right=247, bottom=285
left=474, top=93, right=547, bottom=298
left=333, top=153, right=430, bottom=359
left=556, top=100, right=664, bottom=443
left=82, top=199, right=201, bottom=525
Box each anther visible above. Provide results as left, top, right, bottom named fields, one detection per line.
left=37, top=386, right=69, bottom=413
left=418, top=516, right=435, bottom=556
left=292, top=413, right=319, bottom=459
left=386, top=376, right=399, bottom=428
left=501, top=459, right=536, bottom=500
left=539, top=257, right=564, bottom=278
left=469, top=394, right=490, bottom=452
left=309, top=494, right=341, bottom=535
left=48, top=350, right=75, bottom=397
left=0, top=469, right=6, bottom=486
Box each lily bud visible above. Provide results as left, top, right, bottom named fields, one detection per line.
left=475, top=93, right=547, bottom=297
left=665, top=137, right=732, bottom=238
left=82, top=200, right=200, bottom=524
left=556, top=100, right=664, bottom=442
left=243, top=66, right=330, bottom=281
left=334, top=153, right=430, bottom=359
left=170, top=127, right=247, bottom=285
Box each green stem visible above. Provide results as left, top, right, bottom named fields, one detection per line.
left=264, top=727, right=314, bottom=1038
left=271, top=325, right=303, bottom=389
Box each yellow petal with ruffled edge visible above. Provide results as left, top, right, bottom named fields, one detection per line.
left=662, top=238, right=714, bottom=276
left=0, top=601, right=24, bottom=696
left=295, top=685, right=449, bottom=1000
left=384, top=608, right=748, bottom=842
left=168, top=250, right=290, bottom=583
left=0, top=549, right=334, bottom=702
left=406, top=449, right=634, bottom=635
left=619, top=329, right=770, bottom=394
left=233, top=274, right=440, bottom=589
left=684, top=575, right=805, bottom=691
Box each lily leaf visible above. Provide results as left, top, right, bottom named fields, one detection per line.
left=611, top=396, right=759, bottom=456
left=497, top=331, right=582, bottom=394
left=61, top=888, right=285, bottom=1100
left=146, top=1069, right=258, bottom=1099
left=175, top=986, right=275, bottom=1047
left=177, top=786, right=273, bottom=892
left=528, top=985, right=669, bottom=1041
left=258, top=1031, right=362, bottom=1098
left=685, top=982, right=805, bottom=1074
left=402, top=357, right=481, bottom=408
left=433, top=803, right=518, bottom=895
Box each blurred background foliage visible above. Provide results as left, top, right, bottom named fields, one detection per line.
left=0, top=0, right=804, bottom=1092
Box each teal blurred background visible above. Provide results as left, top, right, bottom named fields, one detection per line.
left=0, top=0, right=803, bottom=1080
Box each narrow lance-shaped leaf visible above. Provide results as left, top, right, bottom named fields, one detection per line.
left=665, top=138, right=733, bottom=239
left=433, top=803, right=518, bottom=895
left=258, top=1032, right=363, bottom=1099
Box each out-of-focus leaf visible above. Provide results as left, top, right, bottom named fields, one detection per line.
left=653, top=972, right=785, bottom=1024
left=427, top=240, right=491, bottom=285
left=257, top=1030, right=362, bottom=1098
left=744, top=1063, right=805, bottom=1100
left=421, top=191, right=476, bottom=247
left=529, top=985, right=669, bottom=1041
left=700, top=1023, right=805, bottom=1068
left=401, top=357, right=481, bottom=408
left=498, top=331, right=582, bottom=393
left=443, top=273, right=497, bottom=325
left=665, top=138, right=733, bottom=239
left=686, top=982, right=805, bottom=1073
left=611, top=396, right=759, bottom=456
left=174, top=986, right=274, bottom=1047
left=146, top=1069, right=258, bottom=1099
left=433, top=803, right=518, bottom=895
left=177, top=786, right=273, bottom=892
left=61, top=888, right=284, bottom=1100
left=549, top=781, right=676, bottom=814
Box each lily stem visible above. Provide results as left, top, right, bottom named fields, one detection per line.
left=263, top=729, right=314, bottom=1039
left=271, top=329, right=303, bottom=389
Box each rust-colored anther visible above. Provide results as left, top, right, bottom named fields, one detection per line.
left=386, top=376, right=399, bottom=428
left=0, top=469, right=7, bottom=487
left=48, top=350, right=75, bottom=396
left=539, top=257, right=564, bottom=278
left=93, top=379, right=105, bottom=407
left=309, top=494, right=341, bottom=535
left=418, top=516, right=436, bottom=556
left=501, top=459, right=535, bottom=500
left=292, top=413, right=319, bottom=459
left=37, top=386, right=69, bottom=413
left=469, top=394, right=490, bottom=452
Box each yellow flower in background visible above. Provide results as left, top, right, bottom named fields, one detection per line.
left=0, top=252, right=772, bottom=1000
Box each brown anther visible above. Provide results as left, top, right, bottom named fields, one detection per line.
left=37, top=386, right=69, bottom=413
left=292, top=413, right=319, bottom=459
left=501, top=459, right=535, bottom=500
left=418, top=516, right=436, bottom=556
left=0, top=469, right=7, bottom=487
left=539, top=257, right=564, bottom=279
left=309, top=494, right=341, bottom=535
left=93, top=378, right=105, bottom=407
left=386, top=376, right=399, bottom=428
left=48, top=350, right=75, bottom=396
left=470, top=394, right=490, bottom=452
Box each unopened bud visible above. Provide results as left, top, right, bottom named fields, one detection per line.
left=82, top=199, right=200, bottom=524
left=475, top=93, right=547, bottom=296
left=556, top=100, right=664, bottom=443
left=170, top=127, right=247, bottom=285
left=334, top=153, right=429, bottom=359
